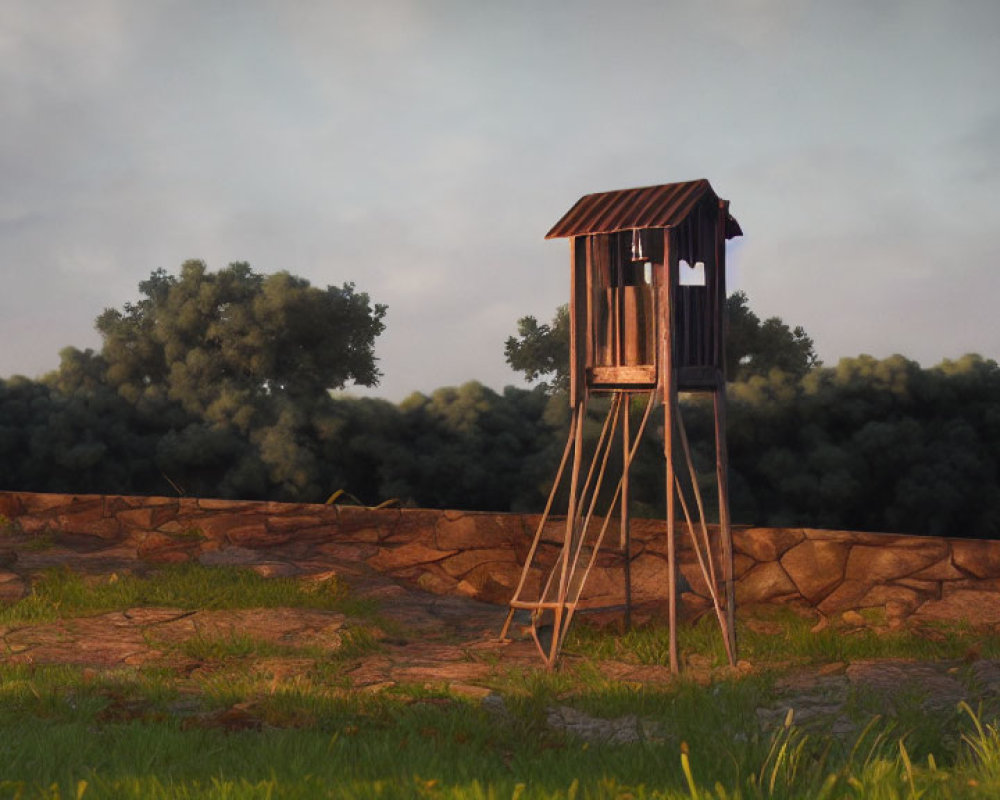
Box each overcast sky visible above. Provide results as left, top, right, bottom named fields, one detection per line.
left=3, top=1, right=998, bottom=401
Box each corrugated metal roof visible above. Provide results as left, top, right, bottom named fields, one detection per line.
left=545, top=179, right=742, bottom=239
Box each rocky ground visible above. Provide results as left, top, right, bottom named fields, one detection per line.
left=4, top=537, right=1000, bottom=744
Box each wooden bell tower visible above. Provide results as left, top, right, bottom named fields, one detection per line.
left=502, top=179, right=743, bottom=671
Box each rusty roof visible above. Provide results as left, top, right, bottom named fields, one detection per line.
left=545, top=179, right=742, bottom=240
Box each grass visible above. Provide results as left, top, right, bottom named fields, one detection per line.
left=173, top=631, right=322, bottom=662
left=6, top=568, right=1000, bottom=797
left=4, top=674, right=1000, bottom=798
left=0, top=513, right=56, bottom=550
left=564, top=606, right=1000, bottom=668
left=0, top=562, right=377, bottom=626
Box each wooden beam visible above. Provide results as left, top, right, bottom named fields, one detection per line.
left=714, top=384, right=737, bottom=663
left=622, top=392, right=632, bottom=631
left=570, top=237, right=588, bottom=408
left=676, top=365, right=722, bottom=390
left=501, top=406, right=581, bottom=640
left=715, top=199, right=737, bottom=662
left=661, top=227, right=679, bottom=675
left=716, top=199, right=729, bottom=377
left=589, top=365, right=656, bottom=386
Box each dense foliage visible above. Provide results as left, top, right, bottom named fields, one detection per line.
left=503, top=291, right=821, bottom=393
left=721, top=353, right=1000, bottom=536
left=2, top=262, right=389, bottom=501
left=2, top=263, right=998, bottom=537
left=724, top=289, right=820, bottom=380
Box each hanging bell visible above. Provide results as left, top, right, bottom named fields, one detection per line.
left=630, top=228, right=646, bottom=262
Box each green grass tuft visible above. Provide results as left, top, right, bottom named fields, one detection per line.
left=0, top=563, right=378, bottom=626
left=175, top=632, right=320, bottom=662
left=565, top=607, right=1000, bottom=669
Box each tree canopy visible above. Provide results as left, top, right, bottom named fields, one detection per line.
left=725, top=290, right=820, bottom=380
left=720, top=353, right=1000, bottom=536
left=504, top=291, right=820, bottom=391
left=15, top=262, right=388, bottom=500
left=82, top=261, right=387, bottom=428
left=503, top=305, right=571, bottom=394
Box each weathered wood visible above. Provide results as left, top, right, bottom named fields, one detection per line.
left=600, top=289, right=614, bottom=365
left=501, top=406, right=580, bottom=637
left=622, top=394, right=632, bottom=630
left=583, top=236, right=594, bottom=373
left=591, top=238, right=611, bottom=367
left=662, top=227, right=679, bottom=674
left=589, top=365, right=656, bottom=386
left=574, top=393, right=622, bottom=524
left=623, top=287, right=642, bottom=365
left=556, top=402, right=586, bottom=608
left=675, top=405, right=735, bottom=666
left=673, top=470, right=733, bottom=655
left=677, top=365, right=720, bottom=390
left=716, top=199, right=729, bottom=376
left=707, top=201, right=720, bottom=369
left=700, top=199, right=715, bottom=368
left=512, top=180, right=740, bottom=671
left=523, top=403, right=588, bottom=653
left=513, top=389, right=655, bottom=665
left=614, top=236, right=624, bottom=366
left=559, top=390, right=656, bottom=647
left=571, top=237, right=588, bottom=408
left=621, top=397, right=631, bottom=552
left=715, top=385, right=737, bottom=661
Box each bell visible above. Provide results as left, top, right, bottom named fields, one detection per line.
left=630, top=228, right=646, bottom=262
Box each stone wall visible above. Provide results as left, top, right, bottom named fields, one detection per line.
left=3, top=490, right=1000, bottom=626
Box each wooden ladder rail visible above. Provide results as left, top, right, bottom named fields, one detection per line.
left=518, top=394, right=621, bottom=666
left=545, top=391, right=656, bottom=662
left=503, top=390, right=656, bottom=667
left=499, top=404, right=581, bottom=642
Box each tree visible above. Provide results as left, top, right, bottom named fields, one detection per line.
left=725, top=290, right=820, bottom=380
left=29, top=261, right=388, bottom=501
left=723, top=354, right=1000, bottom=536
left=504, top=305, right=571, bottom=394
left=505, top=292, right=819, bottom=391
left=1, top=373, right=165, bottom=496
left=376, top=381, right=558, bottom=511
left=88, top=261, right=387, bottom=430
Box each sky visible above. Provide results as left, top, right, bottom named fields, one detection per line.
left=2, top=0, right=999, bottom=401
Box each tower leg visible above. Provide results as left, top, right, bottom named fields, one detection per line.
left=714, top=390, right=737, bottom=663
left=498, top=608, right=516, bottom=641
left=675, top=402, right=736, bottom=667
left=501, top=402, right=581, bottom=643
left=665, top=395, right=678, bottom=674
left=505, top=386, right=678, bottom=670
left=622, top=392, right=632, bottom=632
left=557, top=402, right=586, bottom=612
left=543, top=399, right=587, bottom=669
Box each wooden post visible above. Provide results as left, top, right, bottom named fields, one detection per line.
left=660, top=229, right=679, bottom=674
left=552, top=398, right=586, bottom=662
left=715, top=199, right=737, bottom=662
left=500, top=403, right=581, bottom=642
left=570, top=237, right=588, bottom=409
left=715, top=383, right=737, bottom=662
left=665, top=404, right=678, bottom=673
left=622, top=391, right=632, bottom=631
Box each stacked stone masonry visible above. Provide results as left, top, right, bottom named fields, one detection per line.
left=2, top=491, right=1000, bottom=626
